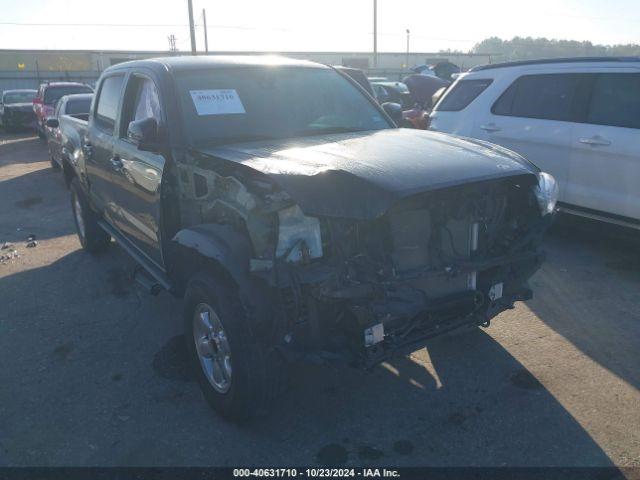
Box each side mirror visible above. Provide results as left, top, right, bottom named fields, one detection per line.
left=381, top=102, right=403, bottom=126
left=127, top=117, right=159, bottom=152
left=45, top=117, right=59, bottom=129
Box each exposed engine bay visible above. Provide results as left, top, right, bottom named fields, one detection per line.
left=173, top=144, right=550, bottom=367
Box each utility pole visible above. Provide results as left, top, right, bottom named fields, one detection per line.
left=203, top=8, right=209, bottom=53
left=373, top=0, right=378, bottom=68
left=405, top=29, right=410, bottom=71
left=188, top=0, right=197, bottom=55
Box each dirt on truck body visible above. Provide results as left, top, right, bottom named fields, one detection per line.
left=61, top=55, right=557, bottom=420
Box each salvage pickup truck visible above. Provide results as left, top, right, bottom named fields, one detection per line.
left=62, top=56, right=556, bottom=420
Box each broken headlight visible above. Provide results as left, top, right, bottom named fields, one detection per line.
left=534, top=172, right=559, bottom=216
left=275, top=205, right=323, bottom=262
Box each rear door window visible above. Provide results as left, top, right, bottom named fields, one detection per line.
left=492, top=74, right=584, bottom=121
left=65, top=98, right=92, bottom=115
left=435, top=79, right=492, bottom=111
left=587, top=73, right=640, bottom=129
left=95, top=75, right=125, bottom=132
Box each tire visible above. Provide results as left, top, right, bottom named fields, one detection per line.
left=50, top=156, right=60, bottom=170
left=70, top=177, right=110, bottom=253
left=183, top=272, right=283, bottom=421
left=37, top=128, right=46, bottom=140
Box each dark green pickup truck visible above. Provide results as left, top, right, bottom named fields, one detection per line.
left=62, top=55, right=556, bottom=420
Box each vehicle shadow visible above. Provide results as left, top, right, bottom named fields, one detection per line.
left=526, top=214, right=640, bottom=391
left=0, top=247, right=615, bottom=467
left=256, top=327, right=614, bottom=467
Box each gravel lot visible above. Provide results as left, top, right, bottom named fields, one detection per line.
left=0, top=131, right=638, bottom=467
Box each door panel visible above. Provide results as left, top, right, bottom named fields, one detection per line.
left=110, top=142, right=165, bottom=265
left=569, top=72, right=640, bottom=220
left=84, top=74, right=125, bottom=217
left=473, top=116, right=574, bottom=202
left=472, top=73, right=588, bottom=204
left=110, top=75, right=166, bottom=267
left=84, top=127, right=116, bottom=216
left=569, top=125, right=640, bottom=219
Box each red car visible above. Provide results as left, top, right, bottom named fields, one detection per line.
left=33, top=82, right=93, bottom=138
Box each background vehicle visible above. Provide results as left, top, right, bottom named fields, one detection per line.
left=402, top=74, right=450, bottom=129
left=413, top=61, right=461, bottom=81
left=0, top=89, right=37, bottom=131
left=430, top=57, right=640, bottom=228
left=370, top=81, right=413, bottom=108
left=33, top=82, right=93, bottom=139
left=64, top=56, right=554, bottom=420
left=45, top=93, right=93, bottom=170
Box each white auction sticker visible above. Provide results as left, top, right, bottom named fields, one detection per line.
left=190, top=89, right=246, bottom=115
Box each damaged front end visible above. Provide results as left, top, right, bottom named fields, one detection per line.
left=263, top=176, right=550, bottom=367
left=173, top=149, right=553, bottom=368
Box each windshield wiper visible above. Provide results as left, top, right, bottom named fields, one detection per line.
left=199, top=134, right=280, bottom=147
left=293, top=126, right=370, bottom=137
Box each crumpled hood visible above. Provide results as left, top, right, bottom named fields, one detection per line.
left=199, top=128, right=538, bottom=219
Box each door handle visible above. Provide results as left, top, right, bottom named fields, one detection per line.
left=579, top=136, right=611, bottom=147
left=479, top=123, right=501, bottom=133
left=110, top=155, right=123, bottom=172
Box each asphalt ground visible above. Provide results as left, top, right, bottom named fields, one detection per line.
left=0, top=131, right=638, bottom=467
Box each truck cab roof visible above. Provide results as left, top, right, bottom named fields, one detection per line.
left=105, top=55, right=327, bottom=75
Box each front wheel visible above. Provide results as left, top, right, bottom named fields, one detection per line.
left=183, top=272, right=283, bottom=421
left=70, top=178, right=110, bottom=253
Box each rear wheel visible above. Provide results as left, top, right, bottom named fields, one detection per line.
left=70, top=178, right=110, bottom=253
left=183, top=272, right=283, bottom=421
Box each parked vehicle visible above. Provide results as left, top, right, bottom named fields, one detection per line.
left=401, top=75, right=450, bottom=129
left=33, top=82, right=93, bottom=139
left=429, top=57, right=640, bottom=228
left=0, top=89, right=37, bottom=131
left=370, top=81, right=413, bottom=109
left=45, top=93, right=93, bottom=170
left=64, top=56, right=555, bottom=420
left=413, top=62, right=461, bottom=81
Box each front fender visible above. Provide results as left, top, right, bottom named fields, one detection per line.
left=171, top=223, right=253, bottom=292
left=170, top=224, right=279, bottom=338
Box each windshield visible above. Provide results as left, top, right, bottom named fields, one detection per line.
left=176, top=66, right=391, bottom=146
left=44, top=85, right=93, bottom=105
left=3, top=91, right=36, bottom=104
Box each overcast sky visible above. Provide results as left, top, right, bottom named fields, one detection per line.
left=1, top=0, right=639, bottom=52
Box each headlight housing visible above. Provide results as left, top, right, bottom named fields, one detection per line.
left=534, top=172, right=559, bottom=216
left=276, top=205, right=323, bottom=262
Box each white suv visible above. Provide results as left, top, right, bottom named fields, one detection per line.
left=429, top=57, right=640, bottom=228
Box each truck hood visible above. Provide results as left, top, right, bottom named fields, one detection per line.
left=4, top=103, right=33, bottom=112
left=199, top=128, right=538, bottom=219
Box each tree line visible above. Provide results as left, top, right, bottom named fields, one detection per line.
left=443, top=37, right=640, bottom=62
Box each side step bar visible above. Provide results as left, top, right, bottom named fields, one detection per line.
left=98, top=220, right=172, bottom=293
left=133, top=266, right=163, bottom=296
